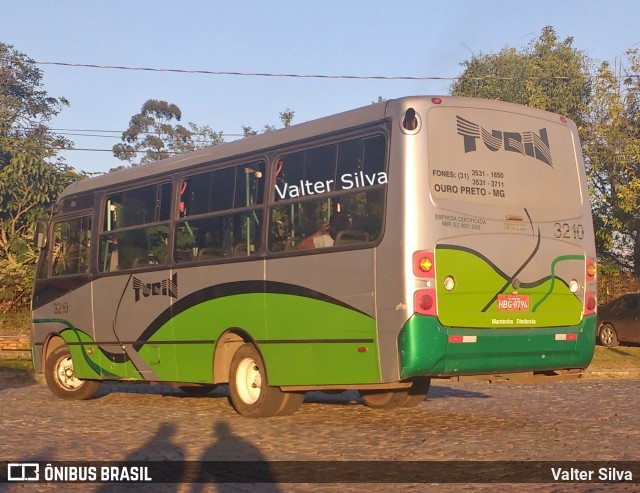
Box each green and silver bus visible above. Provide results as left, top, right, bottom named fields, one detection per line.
left=31, top=96, right=597, bottom=417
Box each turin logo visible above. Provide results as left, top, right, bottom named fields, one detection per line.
left=456, top=116, right=553, bottom=166
left=133, top=273, right=178, bottom=302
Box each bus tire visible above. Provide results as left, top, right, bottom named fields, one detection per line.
left=399, top=378, right=431, bottom=408
left=275, top=392, right=305, bottom=416
left=599, top=324, right=619, bottom=347
left=45, top=344, right=101, bottom=400
left=228, top=343, right=287, bottom=418
left=359, top=388, right=407, bottom=409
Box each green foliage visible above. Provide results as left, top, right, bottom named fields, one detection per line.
left=583, top=51, right=640, bottom=271
left=451, top=26, right=591, bottom=124
left=0, top=259, right=33, bottom=309
left=0, top=43, right=79, bottom=268
left=242, top=109, right=295, bottom=138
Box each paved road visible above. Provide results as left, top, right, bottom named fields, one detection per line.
left=0, top=377, right=638, bottom=492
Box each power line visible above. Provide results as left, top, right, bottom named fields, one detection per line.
left=49, top=127, right=245, bottom=138
left=4, top=57, right=635, bottom=81
left=31, top=60, right=458, bottom=80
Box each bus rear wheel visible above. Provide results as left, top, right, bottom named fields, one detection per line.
left=360, top=378, right=431, bottom=409
left=360, top=388, right=408, bottom=409
left=399, top=378, right=431, bottom=408
left=229, top=343, right=302, bottom=417
left=45, top=344, right=101, bottom=400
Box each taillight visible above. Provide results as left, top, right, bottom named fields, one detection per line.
left=414, top=289, right=437, bottom=316
left=413, top=251, right=437, bottom=316
left=584, top=291, right=596, bottom=315
left=586, top=258, right=597, bottom=281
left=413, top=251, right=435, bottom=278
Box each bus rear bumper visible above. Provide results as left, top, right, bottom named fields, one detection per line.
left=398, top=314, right=596, bottom=379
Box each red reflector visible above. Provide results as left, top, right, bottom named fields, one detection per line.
left=555, top=333, right=578, bottom=341
left=431, top=97, right=442, bottom=105
left=448, top=335, right=478, bottom=343
left=357, top=346, right=367, bottom=353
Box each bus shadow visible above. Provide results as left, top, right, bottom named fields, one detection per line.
left=94, top=383, right=490, bottom=407
left=0, top=368, right=39, bottom=389
left=428, top=385, right=490, bottom=399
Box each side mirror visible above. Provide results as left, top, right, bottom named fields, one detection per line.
left=34, top=220, right=47, bottom=249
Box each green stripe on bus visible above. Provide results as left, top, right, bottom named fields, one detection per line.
left=142, top=293, right=380, bottom=385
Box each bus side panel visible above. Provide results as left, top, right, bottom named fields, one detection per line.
left=262, top=294, right=380, bottom=385
left=263, top=251, right=381, bottom=385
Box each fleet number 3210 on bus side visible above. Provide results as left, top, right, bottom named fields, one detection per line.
left=31, top=96, right=597, bottom=417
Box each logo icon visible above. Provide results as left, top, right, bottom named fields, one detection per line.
left=8, top=463, right=39, bottom=481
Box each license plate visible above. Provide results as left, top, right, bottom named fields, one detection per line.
left=497, top=294, right=530, bottom=311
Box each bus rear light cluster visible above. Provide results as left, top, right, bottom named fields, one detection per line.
left=413, top=251, right=437, bottom=316
left=414, top=289, right=436, bottom=316
left=584, top=258, right=597, bottom=315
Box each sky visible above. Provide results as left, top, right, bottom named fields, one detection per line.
left=3, top=0, right=640, bottom=173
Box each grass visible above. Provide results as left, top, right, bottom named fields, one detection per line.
left=0, top=309, right=30, bottom=336
left=0, top=354, right=32, bottom=371
left=588, top=345, right=640, bottom=370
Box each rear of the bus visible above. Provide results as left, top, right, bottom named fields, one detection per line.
left=398, top=97, right=597, bottom=378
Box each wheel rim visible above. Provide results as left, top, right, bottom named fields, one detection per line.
left=235, top=357, right=261, bottom=404
left=53, top=355, right=84, bottom=391
left=601, top=327, right=614, bottom=346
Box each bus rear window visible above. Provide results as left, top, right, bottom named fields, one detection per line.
left=427, top=108, right=583, bottom=215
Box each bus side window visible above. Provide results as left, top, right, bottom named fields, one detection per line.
left=174, top=212, right=261, bottom=263
left=174, top=161, right=265, bottom=263
left=99, top=183, right=172, bottom=272
left=51, top=217, right=92, bottom=277
left=268, top=134, right=386, bottom=253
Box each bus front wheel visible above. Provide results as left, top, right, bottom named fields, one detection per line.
left=229, top=343, right=303, bottom=417
left=44, top=344, right=101, bottom=400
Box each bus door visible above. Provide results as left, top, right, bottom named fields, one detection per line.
left=93, top=184, right=174, bottom=380
left=32, top=215, right=95, bottom=374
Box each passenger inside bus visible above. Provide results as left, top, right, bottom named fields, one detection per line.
left=297, top=213, right=351, bottom=250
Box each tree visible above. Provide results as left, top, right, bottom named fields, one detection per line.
left=584, top=51, right=640, bottom=272
left=112, top=99, right=224, bottom=168
left=450, top=26, right=591, bottom=125
left=0, top=43, right=77, bottom=268
left=242, top=108, right=295, bottom=138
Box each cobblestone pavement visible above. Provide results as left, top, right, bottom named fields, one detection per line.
left=0, top=378, right=638, bottom=492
